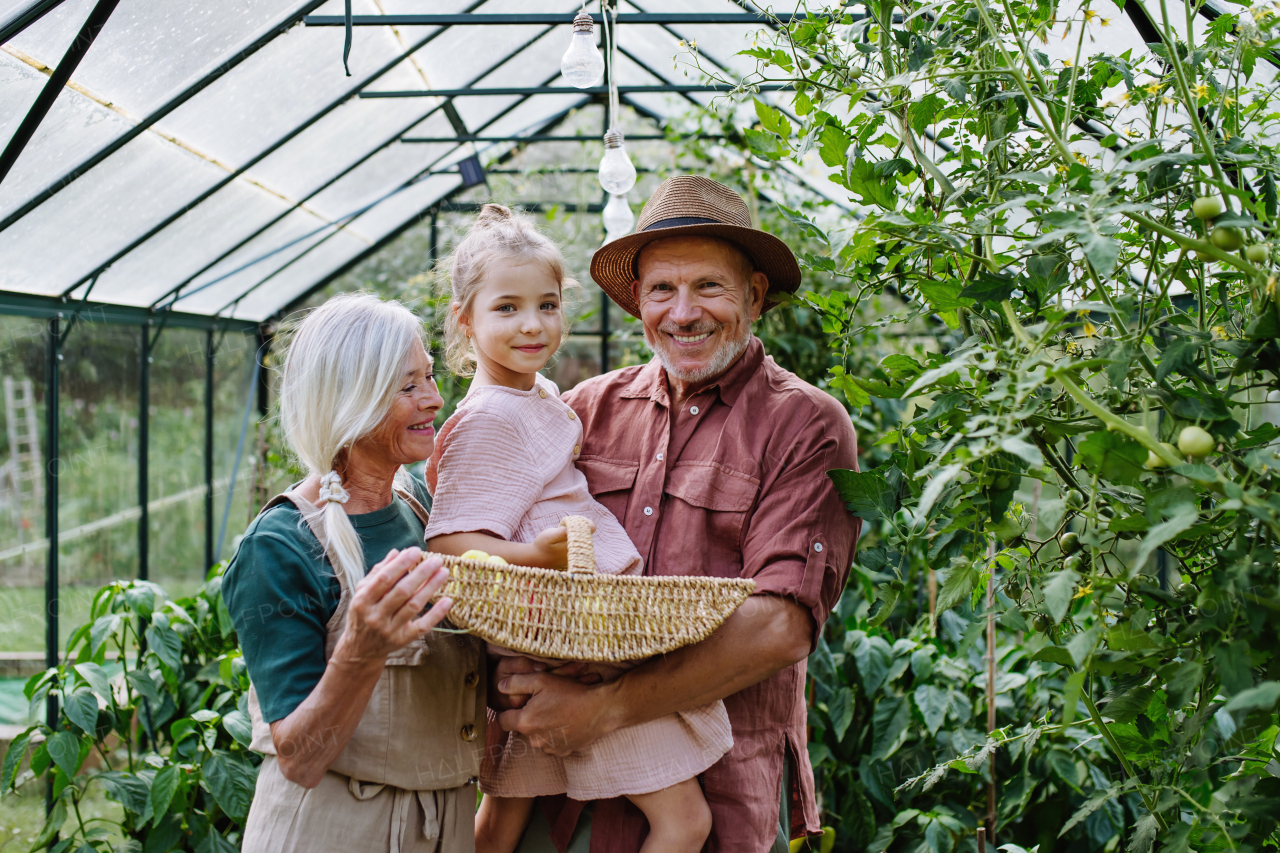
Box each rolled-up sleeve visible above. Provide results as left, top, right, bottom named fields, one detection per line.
left=741, top=396, right=861, bottom=649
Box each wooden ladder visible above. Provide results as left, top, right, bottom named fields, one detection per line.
left=3, top=376, right=43, bottom=511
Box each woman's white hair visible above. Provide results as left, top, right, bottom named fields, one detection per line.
left=279, top=292, right=424, bottom=588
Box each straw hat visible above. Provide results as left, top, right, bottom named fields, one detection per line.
left=591, top=175, right=801, bottom=318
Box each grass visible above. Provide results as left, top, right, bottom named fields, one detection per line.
left=0, top=776, right=125, bottom=851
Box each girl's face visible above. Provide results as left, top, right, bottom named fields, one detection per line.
left=459, top=261, right=564, bottom=390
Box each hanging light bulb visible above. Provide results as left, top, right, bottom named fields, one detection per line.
left=561, top=10, right=604, bottom=88
left=598, top=129, right=637, bottom=195
left=602, top=193, right=634, bottom=240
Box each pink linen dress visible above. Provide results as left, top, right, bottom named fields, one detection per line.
left=424, top=372, right=733, bottom=800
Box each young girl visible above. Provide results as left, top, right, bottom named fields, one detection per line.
left=424, top=204, right=732, bottom=853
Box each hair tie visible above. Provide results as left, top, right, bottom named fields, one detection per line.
left=319, top=470, right=350, bottom=505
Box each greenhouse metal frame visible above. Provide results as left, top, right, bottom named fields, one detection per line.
left=0, top=0, right=1237, bottom=763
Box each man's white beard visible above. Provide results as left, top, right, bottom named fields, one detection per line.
left=644, top=316, right=752, bottom=385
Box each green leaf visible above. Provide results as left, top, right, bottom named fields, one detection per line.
left=871, top=696, right=911, bottom=759
left=1104, top=680, right=1156, bottom=723
left=2, top=726, right=36, bottom=793
left=847, top=158, right=898, bottom=208
left=916, top=281, right=974, bottom=312
left=196, top=830, right=240, bottom=853
left=45, top=730, right=82, bottom=781
left=999, top=436, right=1044, bottom=467
left=124, top=585, right=156, bottom=619
left=63, top=688, right=99, bottom=737
left=1082, top=232, right=1120, bottom=277
left=191, top=709, right=220, bottom=724
left=148, top=765, right=181, bottom=828
left=1129, top=814, right=1158, bottom=853
left=73, top=663, right=113, bottom=705
left=744, top=128, right=786, bottom=160
left=89, top=615, right=122, bottom=656
left=830, top=687, right=855, bottom=740
left=1075, top=431, right=1146, bottom=487
left=1043, top=570, right=1080, bottom=625
left=1060, top=785, right=1125, bottom=837
left=127, top=670, right=163, bottom=705
left=1165, top=661, right=1204, bottom=709
left=94, top=770, right=150, bottom=815
left=852, top=634, right=893, bottom=693
left=829, top=469, right=896, bottom=522
left=221, top=710, right=253, bottom=747
left=935, top=562, right=977, bottom=613
left=28, top=797, right=67, bottom=851
left=203, top=752, right=257, bottom=822
left=914, top=684, right=949, bottom=734
left=959, top=273, right=1016, bottom=305
left=1224, top=681, right=1280, bottom=713
left=908, top=93, right=945, bottom=136
left=1134, top=503, right=1197, bottom=569
left=145, top=622, right=183, bottom=674
left=754, top=98, right=781, bottom=134
left=817, top=124, right=851, bottom=168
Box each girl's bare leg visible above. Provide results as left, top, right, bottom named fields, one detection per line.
left=626, top=778, right=712, bottom=853
left=476, top=794, right=536, bottom=853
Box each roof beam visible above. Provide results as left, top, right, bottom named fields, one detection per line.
left=144, top=20, right=561, bottom=309
left=0, top=289, right=256, bottom=332
left=0, top=0, right=72, bottom=44
left=306, top=13, right=839, bottom=26
left=0, top=0, right=121, bottom=187
left=0, top=0, right=330, bottom=234
left=44, top=0, right=491, bottom=297
left=363, top=84, right=788, bottom=98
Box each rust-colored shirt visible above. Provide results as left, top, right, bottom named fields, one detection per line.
left=552, top=337, right=862, bottom=853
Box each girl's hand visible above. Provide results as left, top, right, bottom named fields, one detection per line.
left=530, top=525, right=569, bottom=569
left=332, top=547, right=452, bottom=664
left=530, top=519, right=596, bottom=570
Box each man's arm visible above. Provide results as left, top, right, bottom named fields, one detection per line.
left=497, top=593, right=811, bottom=754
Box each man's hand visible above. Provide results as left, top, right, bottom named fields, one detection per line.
left=488, top=654, right=546, bottom=711
left=497, top=671, right=619, bottom=756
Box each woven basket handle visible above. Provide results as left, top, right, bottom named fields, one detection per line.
left=561, top=515, right=595, bottom=573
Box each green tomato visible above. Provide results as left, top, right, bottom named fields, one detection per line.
left=816, top=32, right=829, bottom=46
left=848, top=67, right=864, bottom=79
left=1064, top=489, right=1085, bottom=511
left=1246, top=243, right=1270, bottom=263
left=1059, top=531, right=1081, bottom=555
left=1192, top=195, right=1224, bottom=220
left=1178, top=425, right=1216, bottom=458
left=1211, top=225, right=1245, bottom=251
left=1063, top=554, right=1085, bottom=573
left=798, top=55, right=812, bottom=71
left=1195, top=248, right=1214, bottom=262
left=1145, top=442, right=1178, bottom=469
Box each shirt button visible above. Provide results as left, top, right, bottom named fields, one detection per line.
left=538, top=389, right=547, bottom=399
left=656, top=452, right=663, bottom=461
left=460, top=724, right=478, bottom=742
left=643, top=506, right=653, bottom=516
left=814, top=543, right=824, bottom=552
left=464, top=671, right=479, bottom=688
left=690, top=405, right=699, bottom=415
left=567, top=411, right=576, bottom=420
left=574, top=445, right=581, bottom=455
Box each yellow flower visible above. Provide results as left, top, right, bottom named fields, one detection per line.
left=690, top=40, right=697, bottom=49
left=1082, top=320, right=1097, bottom=336
left=1063, top=58, right=1074, bottom=66
left=1083, top=8, right=1099, bottom=20
left=1124, top=126, right=1139, bottom=137
left=678, top=40, right=686, bottom=47
left=1101, top=17, right=1112, bottom=24
left=1145, top=81, right=1162, bottom=95
left=1073, top=581, right=1093, bottom=599
left=1194, top=83, right=1209, bottom=98
left=1162, top=96, right=1174, bottom=104
left=1212, top=325, right=1233, bottom=340
left=1267, top=275, right=1277, bottom=298
left=1224, top=95, right=1236, bottom=106
left=1074, top=151, right=1088, bottom=164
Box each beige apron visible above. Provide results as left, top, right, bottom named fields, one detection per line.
left=242, top=473, right=485, bottom=853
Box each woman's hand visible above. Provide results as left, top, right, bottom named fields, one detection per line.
left=332, top=546, right=452, bottom=664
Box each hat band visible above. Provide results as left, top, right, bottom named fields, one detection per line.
left=642, top=216, right=720, bottom=231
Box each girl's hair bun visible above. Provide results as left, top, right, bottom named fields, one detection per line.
left=476, top=203, right=512, bottom=224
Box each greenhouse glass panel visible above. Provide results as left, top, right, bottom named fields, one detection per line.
left=213, top=230, right=372, bottom=320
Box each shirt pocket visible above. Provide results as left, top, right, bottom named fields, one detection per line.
left=663, top=463, right=760, bottom=574
left=577, top=456, right=639, bottom=526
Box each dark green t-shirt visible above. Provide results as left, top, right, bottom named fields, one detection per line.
left=222, top=475, right=432, bottom=723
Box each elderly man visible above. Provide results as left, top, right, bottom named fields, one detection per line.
left=495, top=176, right=862, bottom=852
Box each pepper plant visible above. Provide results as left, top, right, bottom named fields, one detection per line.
left=678, top=0, right=1280, bottom=849
left=1, top=569, right=257, bottom=852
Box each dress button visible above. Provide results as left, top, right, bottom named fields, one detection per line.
left=690, top=405, right=699, bottom=415
left=814, top=543, right=824, bottom=552
left=460, top=724, right=478, bottom=742
left=464, top=671, right=479, bottom=688
left=656, top=452, right=663, bottom=461
left=643, top=506, right=653, bottom=516
left=538, top=389, right=547, bottom=399
left=567, top=411, right=576, bottom=420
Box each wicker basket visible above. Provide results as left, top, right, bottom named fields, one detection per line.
left=429, top=516, right=755, bottom=661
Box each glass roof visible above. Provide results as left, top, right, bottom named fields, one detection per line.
left=0, top=0, right=1235, bottom=323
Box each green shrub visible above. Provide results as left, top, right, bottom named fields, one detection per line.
left=1, top=569, right=257, bottom=852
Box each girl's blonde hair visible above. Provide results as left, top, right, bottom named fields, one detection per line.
left=443, top=203, right=576, bottom=375
left=278, top=292, right=424, bottom=588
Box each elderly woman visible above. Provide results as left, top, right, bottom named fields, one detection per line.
left=222, top=293, right=484, bottom=853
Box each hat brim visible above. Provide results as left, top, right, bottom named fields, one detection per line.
left=590, top=222, right=802, bottom=318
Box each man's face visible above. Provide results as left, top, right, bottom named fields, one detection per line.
left=633, top=236, right=769, bottom=385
